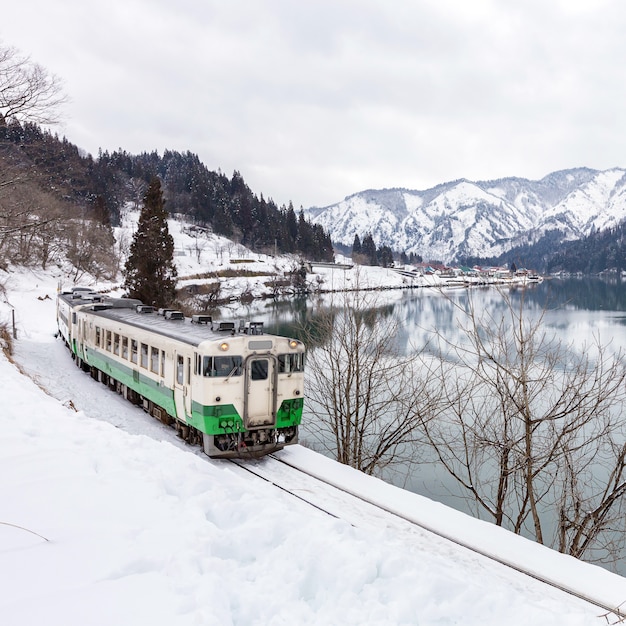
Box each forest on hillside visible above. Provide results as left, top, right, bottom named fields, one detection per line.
left=0, top=117, right=334, bottom=276
left=460, top=224, right=626, bottom=275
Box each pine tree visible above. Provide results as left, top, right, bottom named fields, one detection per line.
left=296, top=208, right=313, bottom=256
left=123, top=177, right=177, bottom=308
left=378, top=245, right=394, bottom=268
left=361, top=233, right=378, bottom=266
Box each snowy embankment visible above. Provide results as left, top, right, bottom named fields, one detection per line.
left=116, top=208, right=446, bottom=301
left=1, top=267, right=624, bottom=625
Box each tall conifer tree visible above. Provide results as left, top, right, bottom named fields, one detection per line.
left=123, top=177, right=177, bottom=307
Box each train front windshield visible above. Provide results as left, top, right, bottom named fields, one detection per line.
left=201, top=355, right=243, bottom=377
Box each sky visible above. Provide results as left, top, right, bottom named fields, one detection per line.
left=3, top=260, right=626, bottom=625
left=3, top=0, right=626, bottom=209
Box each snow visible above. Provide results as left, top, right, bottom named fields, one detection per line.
left=306, top=168, right=626, bottom=264
left=2, top=222, right=626, bottom=624
left=543, top=169, right=626, bottom=234
left=115, top=207, right=414, bottom=300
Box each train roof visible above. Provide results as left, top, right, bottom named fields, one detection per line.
left=58, top=290, right=294, bottom=349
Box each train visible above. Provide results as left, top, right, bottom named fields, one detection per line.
left=56, top=287, right=305, bottom=458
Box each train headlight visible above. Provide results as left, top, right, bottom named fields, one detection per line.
left=219, top=342, right=229, bottom=351
left=289, top=340, right=298, bottom=349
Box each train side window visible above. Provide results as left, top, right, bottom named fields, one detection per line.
left=130, top=339, right=138, bottom=364
left=140, top=343, right=149, bottom=369
left=114, top=333, right=120, bottom=356
left=150, top=346, right=159, bottom=373
left=122, top=336, right=128, bottom=360
left=177, top=355, right=184, bottom=384
left=214, top=356, right=243, bottom=377
left=161, top=350, right=165, bottom=377
left=202, top=356, right=212, bottom=376
left=95, top=326, right=101, bottom=347
left=106, top=330, right=112, bottom=352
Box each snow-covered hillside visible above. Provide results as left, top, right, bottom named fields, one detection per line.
left=114, top=206, right=414, bottom=301
left=2, top=268, right=626, bottom=625
left=305, top=168, right=626, bottom=263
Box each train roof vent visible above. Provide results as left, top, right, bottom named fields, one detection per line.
left=136, top=305, right=155, bottom=314
left=191, top=314, right=212, bottom=324
left=91, top=304, right=112, bottom=311
left=215, top=321, right=236, bottom=332
left=109, top=298, right=143, bottom=309
left=165, top=310, right=184, bottom=320
left=243, top=321, right=264, bottom=335
left=158, top=308, right=174, bottom=316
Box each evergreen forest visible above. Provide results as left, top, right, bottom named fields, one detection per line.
left=0, top=118, right=335, bottom=265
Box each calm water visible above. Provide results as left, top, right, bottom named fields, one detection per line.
left=227, top=275, right=626, bottom=355
left=224, top=276, right=626, bottom=566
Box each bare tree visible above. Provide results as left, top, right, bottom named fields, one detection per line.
left=0, top=42, right=67, bottom=125
left=418, top=288, right=626, bottom=567
left=0, top=42, right=68, bottom=267
left=186, top=228, right=208, bottom=263
left=301, top=287, right=439, bottom=476
left=0, top=169, right=66, bottom=267
left=127, top=178, right=147, bottom=210
left=66, top=217, right=117, bottom=281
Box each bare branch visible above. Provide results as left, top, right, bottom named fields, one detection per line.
left=417, top=287, right=626, bottom=566
left=0, top=42, right=67, bottom=125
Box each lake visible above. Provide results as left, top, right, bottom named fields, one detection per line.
left=224, top=276, right=626, bottom=570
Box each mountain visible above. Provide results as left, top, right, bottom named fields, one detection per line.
left=305, top=168, right=626, bottom=265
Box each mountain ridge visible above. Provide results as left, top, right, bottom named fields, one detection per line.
left=305, top=167, right=626, bottom=265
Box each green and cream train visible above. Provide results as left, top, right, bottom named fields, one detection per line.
left=57, top=287, right=305, bottom=457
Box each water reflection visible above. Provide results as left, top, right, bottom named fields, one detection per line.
left=235, top=278, right=626, bottom=359
left=224, top=277, right=626, bottom=570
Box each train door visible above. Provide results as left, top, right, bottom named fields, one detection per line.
left=244, top=356, right=277, bottom=428
left=173, top=352, right=192, bottom=420
left=77, top=317, right=86, bottom=362
left=71, top=311, right=79, bottom=356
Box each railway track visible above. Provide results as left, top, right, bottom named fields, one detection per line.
left=231, top=453, right=626, bottom=624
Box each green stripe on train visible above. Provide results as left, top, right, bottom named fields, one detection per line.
left=84, top=349, right=177, bottom=417
left=189, top=402, right=243, bottom=434
left=190, top=398, right=303, bottom=435
left=276, top=397, right=304, bottom=427
left=82, top=348, right=303, bottom=436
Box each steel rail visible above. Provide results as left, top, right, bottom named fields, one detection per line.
left=267, top=454, right=626, bottom=623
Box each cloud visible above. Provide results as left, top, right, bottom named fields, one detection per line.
left=3, top=0, right=626, bottom=208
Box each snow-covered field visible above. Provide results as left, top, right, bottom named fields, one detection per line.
left=2, top=267, right=626, bottom=625
left=1, top=216, right=626, bottom=624
left=117, top=208, right=420, bottom=301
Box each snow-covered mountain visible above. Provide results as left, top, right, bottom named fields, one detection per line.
left=305, top=168, right=626, bottom=263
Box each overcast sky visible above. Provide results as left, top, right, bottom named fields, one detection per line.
left=3, top=0, right=625, bottom=209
